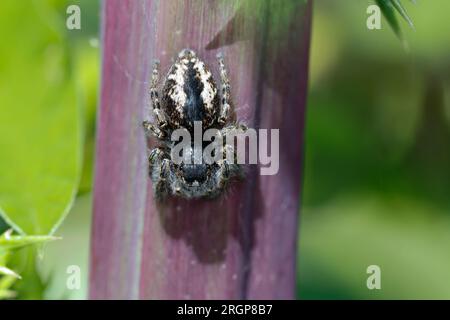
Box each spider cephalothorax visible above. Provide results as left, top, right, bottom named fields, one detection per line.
left=143, top=49, right=246, bottom=199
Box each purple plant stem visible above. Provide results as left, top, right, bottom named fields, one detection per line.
left=90, top=0, right=312, bottom=299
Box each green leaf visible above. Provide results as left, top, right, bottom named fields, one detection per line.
left=0, top=230, right=59, bottom=252
left=376, top=0, right=401, bottom=37
left=0, top=266, right=21, bottom=279
left=0, top=1, right=82, bottom=235
left=0, top=289, right=16, bottom=300
left=9, top=247, right=48, bottom=300
left=375, top=0, right=414, bottom=38
left=391, top=0, right=414, bottom=29
left=76, top=45, right=100, bottom=195
left=0, top=229, right=58, bottom=299
left=0, top=274, right=16, bottom=289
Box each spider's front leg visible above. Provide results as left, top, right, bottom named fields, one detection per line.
left=217, top=53, right=232, bottom=125
left=209, top=159, right=230, bottom=197
left=210, top=157, right=242, bottom=198
left=220, top=124, right=248, bottom=168
left=148, top=147, right=170, bottom=199
left=143, top=60, right=168, bottom=139
left=222, top=142, right=244, bottom=178
left=143, top=120, right=164, bottom=139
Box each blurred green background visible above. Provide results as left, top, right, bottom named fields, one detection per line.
left=299, top=0, right=450, bottom=299
left=0, top=0, right=98, bottom=299
left=0, top=0, right=449, bottom=299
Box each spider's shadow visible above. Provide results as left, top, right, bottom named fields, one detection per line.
left=157, top=171, right=263, bottom=265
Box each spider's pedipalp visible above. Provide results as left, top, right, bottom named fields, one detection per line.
left=152, top=158, right=171, bottom=199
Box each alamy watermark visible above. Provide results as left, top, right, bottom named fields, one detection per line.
left=66, top=265, right=81, bottom=290
left=170, top=121, right=279, bottom=176
left=366, top=265, right=381, bottom=290
left=367, top=4, right=382, bottom=30
left=66, top=5, right=81, bottom=30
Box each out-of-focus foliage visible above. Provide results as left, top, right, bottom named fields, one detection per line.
left=0, top=0, right=99, bottom=299
left=70, top=0, right=100, bottom=195
left=0, top=0, right=81, bottom=235
left=375, top=0, right=414, bottom=38
left=0, top=229, right=57, bottom=299
left=41, top=194, right=92, bottom=299
left=299, top=0, right=450, bottom=299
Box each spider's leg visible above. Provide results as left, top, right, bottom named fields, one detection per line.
left=143, top=120, right=164, bottom=139
left=220, top=123, right=248, bottom=140
left=220, top=126, right=246, bottom=179
left=148, top=147, right=164, bottom=169
left=143, top=60, right=168, bottom=139
left=222, top=141, right=236, bottom=165
left=150, top=60, right=168, bottom=128
left=212, top=159, right=230, bottom=192
left=171, top=179, right=183, bottom=197
left=149, top=147, right=170, bottom=199
left=217, top=53, right=232, bottom=125
left=165, top=165, right=185, bottom=197
left=222, top=145, right=243, bottom=179
left=220, top=124, right=248, bottom=165
left=228, top=162, right=243, bottom=179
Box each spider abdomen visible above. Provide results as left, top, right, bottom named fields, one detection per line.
left=162, top=49, right=220, bottom=131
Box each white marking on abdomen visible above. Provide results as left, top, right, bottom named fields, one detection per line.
left=194, top=60, right=216, bottom=111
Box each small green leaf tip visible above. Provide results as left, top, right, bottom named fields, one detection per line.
left=375, top=0, right=415, bottom=38
left=391, top=0, right=415, bottom=29
left=0, top=266, right=21, bottom=279
left=0, top=229, right=60, bottom=252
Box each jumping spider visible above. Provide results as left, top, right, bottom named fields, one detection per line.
left=143, top=49, right=246, bottom=199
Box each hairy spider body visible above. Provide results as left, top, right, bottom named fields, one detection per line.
left=143, top=49, right=245, bottom=199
